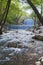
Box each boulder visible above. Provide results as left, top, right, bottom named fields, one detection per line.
left=35, top=61, right=41, bottom=65
left=32, top=35, right=43, bottom=41
left=35, top=56, right=43, bottom=65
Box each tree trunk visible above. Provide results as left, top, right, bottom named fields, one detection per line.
left=27, top=0, right=43, bottom=25
left=0, top=25, right=2, bottom=34
left=0, top=0, right=11, bottom=34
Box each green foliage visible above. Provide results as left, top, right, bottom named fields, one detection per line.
left=6, top=0, right=28, bottom=24
left=0, top=0, right=43, bottom=25
left=0, top=0, right=28, bottom=24
left=0, top=0, right=7, bottom=20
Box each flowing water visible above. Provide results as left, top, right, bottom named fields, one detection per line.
left=0, top=25, right=43, bottom=65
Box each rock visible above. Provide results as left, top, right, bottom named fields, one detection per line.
left=32, top=30, right=35, bottom=33
left=39, top=56, right=43, bottom=61
left=30, top=40, right=34, bottom=43
left=35, top=61, right=41, bottom=65
left=16, top=30, right=18, bottom=33
left=35, top=56, right=43, bottom=65
left=36, top=27, right=40, bottom=30
left=18, top=44, right=24, bottom=48
left=39, top=56, right=43, bottom=65
left=39, top=31, right=42, bottom=34
left=18, top=44, right=28, bottom=48
left=17, top=41, right=21, bottom=44
left=32, top=35, right=43, bottom=41
left=7, top=42, right=17, bottom=48
left=6, top=41, right=22, bottom=48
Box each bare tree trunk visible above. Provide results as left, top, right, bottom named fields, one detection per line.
left=27, top=0, right=43, bottom=25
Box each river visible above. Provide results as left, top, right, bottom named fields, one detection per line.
left=0, top=24, right=43, bottom=65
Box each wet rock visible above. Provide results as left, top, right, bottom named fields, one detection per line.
left=7, top=42, right=17, bottom=48
left=16, top=30, right=18, bottom=33
left=30, top=40, right=34, bottom=43
left=5, top=41, right=21, bottom=48
left=18, top=44, right=28, bottom=48
left=17, top=41, right=21, bottom=44
left=36, top=27, right=40, bottom=30
left=18, top=44, right=24, bottom=48
left=32, top=35, right=43, bottom=41
left=39, top=31, right=42, bottom=34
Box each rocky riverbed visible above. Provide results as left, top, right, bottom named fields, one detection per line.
left=0, top=29, right=43, bottom=65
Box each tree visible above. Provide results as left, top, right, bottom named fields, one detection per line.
left=6, top=0, right=28, bottom=24
left=27, top=0, right=43, bottom=25
left=0, top=0, right=28, bottom=34
left=0, top=0, right=11, bottom=34
left=20, top=0, right=43, bottom=25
